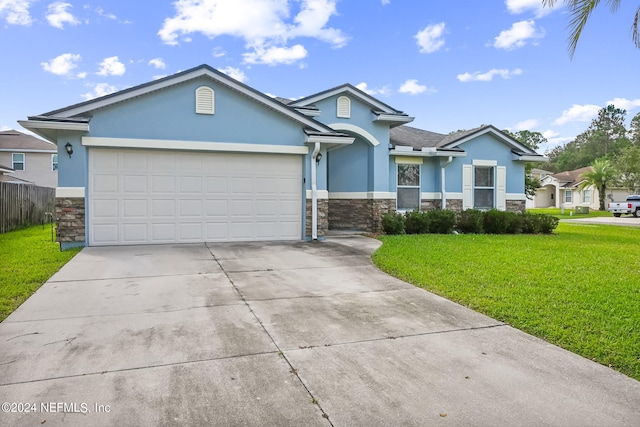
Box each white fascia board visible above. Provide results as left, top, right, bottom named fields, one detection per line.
left=373, top=114, right=414, bottom=124
left=305, top=190, right=329, bottom=199
left=0, top=148, right=57, bottom=153
left=306, top=135, right=355, bottom=145
left=514, top=154, right=549, bottom=162
left=47, top=68, right=330, bottom=133
left=82, top=137, right=309, bottom=155
left=18, top=120, right=89, bottom=133
left=395, top=156, right=423, bottom=165
left=293, top=86, right=397, bottom=113
left=506, top=193, right=527, bottom=200
left=389, top=150, right=466, bottom=158
left=296, top=108, right=321, bottom=117
left=0, top=167, right=14, bottom=173
left=328, top=192, right=396, bottom=200
left=56, top=187, right=85, bottom=198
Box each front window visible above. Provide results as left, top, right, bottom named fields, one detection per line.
left=52, top=154, right=58, bottom=171
left=397, top=164, right=420, bottom=211
left=474, top=166, right=494, bottom=209
left=12, top=153, right=24, bottom=171
left=582, top=189, right=591, bottom=204
left=565, top=190, right=573, bottom=203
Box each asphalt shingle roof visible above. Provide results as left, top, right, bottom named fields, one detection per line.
left=0, top=130, right=57, bottom=151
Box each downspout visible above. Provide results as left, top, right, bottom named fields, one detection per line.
left=441, top=156, right=453, bottom=209
left=311, top=142, right=321, bottom=240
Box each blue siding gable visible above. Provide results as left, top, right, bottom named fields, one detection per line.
left=89, top=77, right=307, bottom=145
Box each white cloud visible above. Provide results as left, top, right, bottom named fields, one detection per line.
left=514, top=119, right=539, bottom=131
left=355, top=82, right=391, bottom=97
left=219, top=66, right=247, bottom=82
left=0, top=0, right=32, bottom=25
left=212, top=47, right=226, bottom=58
left=81, top=83, right=118, bottom=100
left=1, top=125, right=11, bottom=131
left=243, top=44, right=307, bottom=65
left=158, top=0, right=346, bottom=66
left=41, top=53, right=82, bottom=77
left=553, top=104, right=601, bottom=125
left=505, top=0, right=553, bottom=17
left=605, top=97, right=640, bottom=111
left=382, top=0, right=390, bottom=4
left=457, top=68, right=523, bottom=82
left=399, top=79, right=434, bottom=95
left=415, top=22, right=446, bottom=54
left=95, top=7, right=116, bottom=20
left=97, top=56, right=126, bottom=76
left=148, top=58, right=166, bottom=69
left=494, top=20, right=544, bottom=50
left=46, top=2, right=80, bottom=29
left=542, top=130, right=560, bottom=139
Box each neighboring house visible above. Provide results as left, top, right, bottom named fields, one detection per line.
left=536, top=166, right=631, bottom=210
left=0, top=130, right=58, bottom=188
left=526, top=168, right=553, bottom=209
left=19, top=64, right=545, bottom=248
left=0, top=164, right=32, bottom=184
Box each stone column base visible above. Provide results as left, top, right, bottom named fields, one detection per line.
left=55, top=197, right=86, bottom=244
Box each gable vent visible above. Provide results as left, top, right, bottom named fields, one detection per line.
left=195, top=86, right=215, bottom=115
left=337, top=96, right=350, bottom=118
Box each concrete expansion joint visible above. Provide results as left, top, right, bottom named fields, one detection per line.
left=206, top=246, right=335, bottom=426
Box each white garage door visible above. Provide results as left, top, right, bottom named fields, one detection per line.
left=88, top=148, right=302, bottom=245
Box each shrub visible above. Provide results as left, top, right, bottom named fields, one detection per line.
left=537, top=214, right=559, bottom=234
left=426, top=209, right=456, bottom=234
left=506, top=212, right=523, bottom=234
left=483, top=209, right=512, bottom=234
left=456, top=209, right=485, bottom=234
left=381, top=212, right=405, bottom=235
left=404, top=210, right=430, bottom=234
left=521, top=212, right=541, bottom=234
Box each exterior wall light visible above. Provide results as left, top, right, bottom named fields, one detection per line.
left=315, top=152, right=323, bottom=164
left=65, top=142, right=73, bottom=158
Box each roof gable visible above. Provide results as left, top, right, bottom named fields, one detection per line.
left=440, top=125, right=537, bottom=155
left=290, top=83, right=405, bottom=115
left=31, top=64, right=335, bottom=135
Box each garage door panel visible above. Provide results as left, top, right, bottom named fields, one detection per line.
left=93, top=174, right=118, bottom=193
left=92, top=199, right=118, bottom=218
left=152, top=176, right=175, bottom=193
left=89, top=149, right=302, bottom=245
left=123, top=199, right=147, bottom=218
left=122, top=223, right=148, bottom=243
left=180, top=199, right=202, bottom=217
left=152, top=200, right=175, bottom=217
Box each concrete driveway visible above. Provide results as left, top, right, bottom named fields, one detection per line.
left=1, top=237, right=639, bottom=426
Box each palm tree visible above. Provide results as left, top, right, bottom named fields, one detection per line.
left=542, top=0, right=640, bottom=58
left=580, top=158, right=618, bottom=210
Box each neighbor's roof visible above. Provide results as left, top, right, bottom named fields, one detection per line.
left=0, top=130, right=57, bottom=152
left=551, top=166, right=594, bottom=188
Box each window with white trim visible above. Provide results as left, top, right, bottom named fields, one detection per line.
left=12, top=153, right=24, bottom=171
left=337, top=96, right=350, bottom=118
left=195, top=86, right=214, bottom=115
left=582, top=189, right=591, bottom=204
left=397, top=164, right=420, bottom=211
left=474, top=166, right=494, bottom=209
left=565, top=190, right=573, bottom=203
left=52, top=154, right=58, bottom=171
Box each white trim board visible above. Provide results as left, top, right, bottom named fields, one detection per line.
left=305, top=190, right=329, bottom=199
left=506, top=193, right=527, bottom=200
left=82, top=137, right=309, bottom=155
left=328, top=192, right=396, bottom=200
left=326, top=123, right=381, bottom=147
left=56, top=187, right=85, bottom=198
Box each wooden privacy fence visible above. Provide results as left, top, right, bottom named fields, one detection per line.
left=0, top=182, right=55, bottom=233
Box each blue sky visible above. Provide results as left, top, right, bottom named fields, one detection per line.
left=1, top=0, right=639, bottom=154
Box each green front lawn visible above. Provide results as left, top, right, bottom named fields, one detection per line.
left=372, top=222, right=640, bottom=381
left=528, top=207, right=613, bottom=220
left=0, top=225, right=81, bottom=322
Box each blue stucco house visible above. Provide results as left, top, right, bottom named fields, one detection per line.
left=19, top=64, right=544, bottom=248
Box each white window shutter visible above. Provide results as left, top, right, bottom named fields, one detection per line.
left=195, top=87, right=214, bottom=115
left=496, top=166, right=507, bottom=211
left=337, top=96, right=350, bottom=118
left=462, top=164, right=473, bottom=210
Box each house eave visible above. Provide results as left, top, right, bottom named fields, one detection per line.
left=389, top=149, right=467, bottom=158
left=514, top=154, right=548, bottom=162
left=373, top=114, right=415, bottom=127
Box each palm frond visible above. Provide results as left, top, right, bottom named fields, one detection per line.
left=633, top=6, right=640, bottom=48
